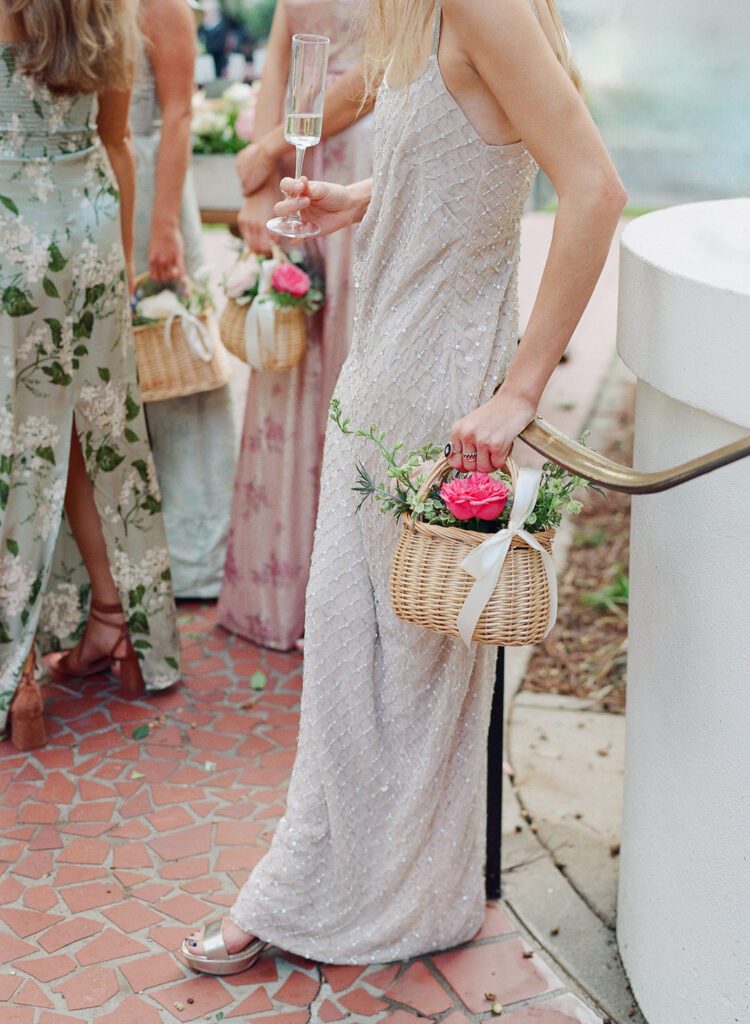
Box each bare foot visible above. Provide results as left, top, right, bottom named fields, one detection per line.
left=184, top=918, right=255, bottom=956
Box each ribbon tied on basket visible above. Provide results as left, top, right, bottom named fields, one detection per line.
left=243, top=258, right=281, bottom=371
left=139, top=289, right=215, bottom=363
left=456, top=467, right=558, bottom=647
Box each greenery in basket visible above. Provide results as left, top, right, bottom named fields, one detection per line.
left=191, top=82, right=260, bottom=156
left=132, top=270, right=213, bottom=327
left=224, top=251, right=324, bottom=314
left=331, top=399, right=589, bottom=535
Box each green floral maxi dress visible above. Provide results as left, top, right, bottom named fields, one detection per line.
left=0, top=47, right=181, bottom=732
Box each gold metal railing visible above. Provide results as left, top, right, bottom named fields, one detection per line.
left=519, top=417, right=750, bottom=494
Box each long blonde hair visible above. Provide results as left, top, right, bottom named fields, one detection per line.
left=363, top=0, right=580, bottom=97
left=7, top=0, right=137, bottom=94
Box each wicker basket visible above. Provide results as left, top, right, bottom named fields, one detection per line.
left=390, top=456, right=555, bottom=646
left=133, top=276, right=232, bottom=403
left=219, top=296, right=306, bottom=371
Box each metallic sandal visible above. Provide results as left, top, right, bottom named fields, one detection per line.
left=181, top=920, right=269, bottom=976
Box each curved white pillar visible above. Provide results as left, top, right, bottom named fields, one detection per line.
left=616, top=199, right=750, bottom=1024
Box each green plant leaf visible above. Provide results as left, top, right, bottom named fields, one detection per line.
left=6, top=539, right=19, bottom=557
left=250, top=671, right=267, bottom=692
left=42, top=276, right=59, bottom=298
left=165, top=656, right=179, bottom=670
left=95, top=445, right=125, bottom=472
left=131, top=725, right=150, bottom=740
left=48, top=242, right=67, bottom=272
left=2, top=286, right=37, bottom=318
left=97, top=367, right=111, bottom=383
left=0, top=194, right=19, bottom=216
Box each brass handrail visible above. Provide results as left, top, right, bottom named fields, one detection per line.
left=519, top=417, right=750, bottom=494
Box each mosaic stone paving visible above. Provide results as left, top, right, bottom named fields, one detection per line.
left=0, top=602, right=605, bottom=1023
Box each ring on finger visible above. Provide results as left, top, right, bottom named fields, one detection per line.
left=462, top=451, right=478, bottom=461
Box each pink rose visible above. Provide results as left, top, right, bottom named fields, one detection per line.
left=441, top=473, right=510, bottom=522
left=271, top=262, right=310, bottom=297
left=235, top=107, right=256, bottom=142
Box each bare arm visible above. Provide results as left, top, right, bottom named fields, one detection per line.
left=235, top=0, right=290, bottom=250
left=141, top=0, right=196, bottom=280
left=97, top=90, right=136, bottom=293
left=447, top=0, right=627, bottom=472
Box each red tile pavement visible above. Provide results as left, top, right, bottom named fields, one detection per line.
left=0, top=602, right=604, bottom=1023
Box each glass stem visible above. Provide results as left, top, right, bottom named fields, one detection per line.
left=292, top=145, right=306, bottom=225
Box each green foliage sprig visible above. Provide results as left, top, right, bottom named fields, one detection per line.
left=331, top=399, right=590, bottom=534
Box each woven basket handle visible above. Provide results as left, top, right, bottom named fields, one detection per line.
left=415, top=453, right=519, bottom=504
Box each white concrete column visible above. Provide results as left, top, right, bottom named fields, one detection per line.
left=616, top=199, right=750, bottom=1024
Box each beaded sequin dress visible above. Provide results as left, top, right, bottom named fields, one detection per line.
left=230, top=0, right=538, bottom=963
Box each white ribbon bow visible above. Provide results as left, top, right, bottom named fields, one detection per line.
left=163, top=307, right=215, bottom=363
left=243, top=258, right=280, bottom=370
left=456, top=467, right=558, bottom=647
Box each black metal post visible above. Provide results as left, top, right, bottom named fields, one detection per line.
left=485, top=647, right=505, bottom=899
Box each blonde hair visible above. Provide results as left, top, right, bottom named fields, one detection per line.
left=7, top=0, right=138, bottom=94
left=363, top=0, right=581, bottom=97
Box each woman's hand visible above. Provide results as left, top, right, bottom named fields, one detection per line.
left=238, top=182, right=277, bottom=254
left=148, top=219, right=186, bottom=281
left=236, top=141, right=276, bottom=197
left=274, top=176, right=369, bottom=237
left=449, top=385, right=537, bottom=474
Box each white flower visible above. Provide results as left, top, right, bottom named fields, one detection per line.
left=0, top=556, right=34, bottom=618
left=225, top=255, right=260, bottom=299
left=78, top=382, right=128, bottom=437
left=41, top=581, right=81, bottom=639
left=16, top=414, right=59, bottom=453
left=112, top=547, right=171, bottom=595
left=0, top=407, right=13, bottom=456
left=191, top=108, right=229, bottom=136
left=24, top=161, right=56, bottom=203
left=137, top=290, right=184, bottom=321
left=223, top=81, right=253, bottom=105
left=38, top=477, right=66, bottom=540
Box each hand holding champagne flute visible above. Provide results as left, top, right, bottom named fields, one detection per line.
left=267, top=33, right=330, bottom=239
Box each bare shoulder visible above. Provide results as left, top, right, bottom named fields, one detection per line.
left=442, top=0, right=552, bottom=62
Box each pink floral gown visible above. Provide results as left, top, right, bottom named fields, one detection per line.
left=217, top=0, right=372, bottom=650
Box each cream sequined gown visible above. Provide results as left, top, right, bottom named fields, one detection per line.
left=230, top=0, right=538, bottom=963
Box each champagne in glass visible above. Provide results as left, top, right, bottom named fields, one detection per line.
left=267, top=34, right=330, bottom=239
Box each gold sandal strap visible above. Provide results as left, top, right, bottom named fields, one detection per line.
left=201, top=920, right=229, bottom=960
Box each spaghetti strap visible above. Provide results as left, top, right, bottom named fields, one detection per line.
left=431, top=0, right=442, bottom=56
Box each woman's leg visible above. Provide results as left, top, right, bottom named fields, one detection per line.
left=60, top=422, right=129, bottom=660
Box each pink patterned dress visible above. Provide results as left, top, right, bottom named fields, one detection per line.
left=217, top=0, right=372, bottom=650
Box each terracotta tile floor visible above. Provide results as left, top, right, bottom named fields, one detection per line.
left=0, top=603, right=605, bottom=1023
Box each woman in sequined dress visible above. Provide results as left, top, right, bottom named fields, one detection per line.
left=182, top=0, right=625, bottom=969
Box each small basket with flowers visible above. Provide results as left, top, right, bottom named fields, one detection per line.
left=332, top=400, right=591, bottom=647
left=132, top=273, right=231, bottom=402
left=219, top=248, right=324, bottom=371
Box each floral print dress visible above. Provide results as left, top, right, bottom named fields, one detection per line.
left=0, top=46, right=180, bottom=732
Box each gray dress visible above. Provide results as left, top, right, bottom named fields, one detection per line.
left=229, top=0, right=538, bottom=962
left=131, top=41, right=237, bottom=598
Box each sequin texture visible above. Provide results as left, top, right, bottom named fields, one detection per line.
left=230, top=5, right=538, bottom=964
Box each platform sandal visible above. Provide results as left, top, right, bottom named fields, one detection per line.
left=181, top=921, right=269, bottom=976
left=51, top=599, right=145, bottom=697
left=8, top=650, right=46, bottom=752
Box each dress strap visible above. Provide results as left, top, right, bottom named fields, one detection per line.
left=431, top=0, right=443, bottom=56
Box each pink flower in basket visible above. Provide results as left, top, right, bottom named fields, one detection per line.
left=235, top=107, right=256, bottom=142
left=441, top=473, right=510, bottom=522
left=271, top=263, right=310, bottom=297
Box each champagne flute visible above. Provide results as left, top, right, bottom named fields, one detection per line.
left=267, top=33, right=330, bottom=239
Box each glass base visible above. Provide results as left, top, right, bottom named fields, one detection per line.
left=266, top=215, right=321, bottom=240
